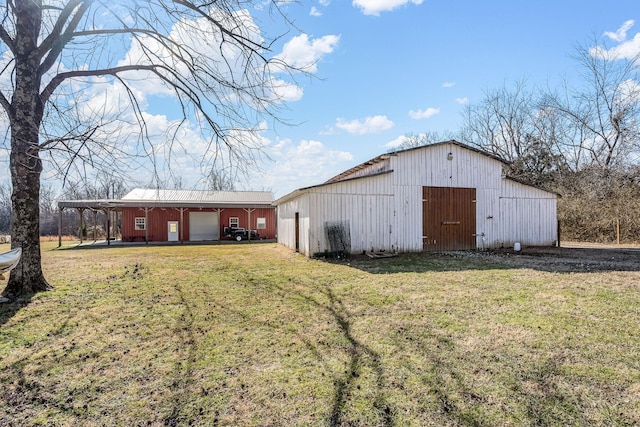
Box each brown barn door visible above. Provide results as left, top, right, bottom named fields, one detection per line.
left=422, top=187, right=476, bottom=251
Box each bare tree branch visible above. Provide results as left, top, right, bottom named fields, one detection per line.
left=38, top=0, right=88, bottom=76
left=0, top=0, right=310, bottom=295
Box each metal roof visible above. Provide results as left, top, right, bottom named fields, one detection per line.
left=58, top=188, right=274, bottom=210
left=122, top=188, right=273, bottom=204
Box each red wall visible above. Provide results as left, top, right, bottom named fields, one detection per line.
left=121, top=207, right=276, bottom=242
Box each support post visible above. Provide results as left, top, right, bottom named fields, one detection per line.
left=217, top=208, right=224, bottom=241
left=77, top=208, right=85, bottom=244
left=105, top=209, right=111, bottom=246
left=145, top=207, right=149, bottom=244
left=92, top=210, right=97, bottom=242
left=180, top=208, right=185, bottom=243
left=58, top=207, right=63, bottom=248
left=244, top=208, right=255, bottom=242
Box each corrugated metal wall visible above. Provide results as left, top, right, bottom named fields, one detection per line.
left=497, top=179, right=557, bottom=246
left=122, top=207, right=181, bottom=241
left=307, top=173, right=394, bottom=256
left=219, top=208, right=276, bottom=239
left=276, top=195, right=311, bottom=255
left=122, top=207, right=276, bottom=242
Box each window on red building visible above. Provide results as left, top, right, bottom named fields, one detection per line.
left=135, top=217, right=146, bottom=230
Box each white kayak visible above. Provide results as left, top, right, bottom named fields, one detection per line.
left=0, top=247, right=22, bottom=277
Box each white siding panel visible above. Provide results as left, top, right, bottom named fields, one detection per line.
left=302, top=174, right=395, bottom=255
left=475, top=188, right=500, bottom=249
left=500, top=178, right=556, bottom=199
left=498, top=197, right=557, bottom=246
left=391, top=142, right=503, bottom=190
left=497, top=178, right=558, bottom=247
left=392, top=185, right=423, bottom=252
left=276, top=194, right=312, bottom=256
left=306, top=193, right=394, bottom=255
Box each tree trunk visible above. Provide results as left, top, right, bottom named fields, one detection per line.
left=5, top=138, right=51, bottom=295
left=2, top=0, right=52, bottom=296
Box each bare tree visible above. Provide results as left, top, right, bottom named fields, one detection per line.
left=0, top=0, right=303, bottom=296
left=463, top=80, right=536, bottom=161
left=541, top=37, right=640, bottom=169
left=39, top=184, right=58, bottom=236
left=207, top=167, right=237, bottom=191
left=0, top=181, right=10, bottom=233
left=461, top=80, right=566, bottom=186
left=388, top=130, right=459, bottom=153
left=460, top=35, right=640, bottom=241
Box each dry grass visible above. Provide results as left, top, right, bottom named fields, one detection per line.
left=39, top=235, right=78, bottom=242
left=1, top=242, right=639, bottom=426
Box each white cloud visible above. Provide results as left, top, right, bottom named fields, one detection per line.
left=384, top=134, right=410, bottom=149
left=251, top=139, right=354, bottom=196
left=319, top=0, right=331, bottom=5
left=119, top=9, right=263, bottom=90
left=117, top=9, right=310, bottom=105
left=310, top=6, right=322, bottom=16
left=455, top=97, right=469, bottom=105
left=267, top=77, right=304, bottom=102
left=604, top=19, right=635, bottom=42
left=352, top=0, right=423, bottom=16
left=408, top=107, right=440, bottom=119
left=617, top=78, right=640, bottom=106
left=275, top=34, right=340, bottom=73
left=442, top=82, right=456, bottom=88
left=335, top=115, right=394, bottom=134
left=591, top=33, right=640, bottom=60
left=591, top=20, right=640, bottom=60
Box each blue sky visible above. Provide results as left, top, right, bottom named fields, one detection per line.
left=240, top=0, right=640, bottom=197
left=2, top=0, right=638, bottom=199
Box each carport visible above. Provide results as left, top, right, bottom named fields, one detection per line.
left=56, top=199, right=123, bottom=247
left=58, top=188, right=277, bottom=245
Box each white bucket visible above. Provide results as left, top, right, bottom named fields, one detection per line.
left=514, top=242, right=521, bottom=252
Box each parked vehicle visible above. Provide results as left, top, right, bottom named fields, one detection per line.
left=223, top=227, right=259, bottom=241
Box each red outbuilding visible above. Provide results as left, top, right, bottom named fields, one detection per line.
left=58, top=188, right=276, bottom=244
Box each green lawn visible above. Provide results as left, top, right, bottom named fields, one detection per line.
left=1, top=242, right=639, bottom=426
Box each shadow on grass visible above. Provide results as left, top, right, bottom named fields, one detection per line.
left=328, top=247, right=640, bottom=275
left=322, top=287, right=394, bottom=427
left=0, top=293, right=32, bottom=328
left=389, top=317, right=597, bottom=425
left=517, top=354, right=590, bottom=425
left=233, top=274, right=396, bottom=426
left=0, top=293, right=92, bottom=421
left=335, top=251, right=512, bottom=275
left=163, top=281, right=199, bottom=426
left=53, top=239, right=277, bottom=251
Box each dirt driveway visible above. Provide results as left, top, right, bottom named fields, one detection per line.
left=477, top=243, right=640, bottom=273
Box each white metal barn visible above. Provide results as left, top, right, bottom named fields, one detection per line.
left=274, top=141, right=558, bottom=257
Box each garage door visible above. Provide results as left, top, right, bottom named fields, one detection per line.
left=189, top=211, right=219, bottom=241
left=422, top=186, right=476, bottom=251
